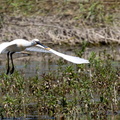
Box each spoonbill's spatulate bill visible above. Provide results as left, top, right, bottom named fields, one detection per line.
left=0, top=39, right=89, bottom=74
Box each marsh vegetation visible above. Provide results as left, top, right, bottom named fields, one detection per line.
left=0, top=45, right=119, bottom=119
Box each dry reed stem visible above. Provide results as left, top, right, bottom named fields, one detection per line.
left=0, top=16, right=120, bottom=45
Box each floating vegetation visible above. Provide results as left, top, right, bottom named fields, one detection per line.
left=0, top=48, right=119, bottom=119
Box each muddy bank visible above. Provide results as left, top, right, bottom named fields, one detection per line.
left=0, top=15, right=120, bottom=45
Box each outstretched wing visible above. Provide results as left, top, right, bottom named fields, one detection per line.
left=0, top=42, right=17, bottom=53
left=35, top=44, right=89, bottom=64
left=25, top=45, right=52, bottom=53
left=48, top=49, right=89, bottom=64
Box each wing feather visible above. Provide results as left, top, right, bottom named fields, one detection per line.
left=0, top=42, right=17, bottom=53
left=25, top=46, right=52, bottom=53
left=31, top=44, right=90, bottom=64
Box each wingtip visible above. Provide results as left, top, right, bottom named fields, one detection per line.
left=85, top=60, right=90, bottom=64
left=75, top=59, right=90, bottom=64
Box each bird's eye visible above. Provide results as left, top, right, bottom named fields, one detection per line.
left=36, top=41, right=40, bottom=44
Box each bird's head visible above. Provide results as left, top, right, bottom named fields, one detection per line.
left=31, top=39, right=41, bottom=45
left=31, top=39, right=46, bottom=48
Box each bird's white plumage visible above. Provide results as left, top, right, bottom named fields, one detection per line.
left=25, top=44, right=89, bottom=64
left=0, top=39, right=37, bottom=53
left=48, top=49, right=89, bottom=64
left=25, top=45, right=89, bottom=64
left=0, top=39, right=89, bottom=64
left=0, top=42, right=11, bottom=53
left=0, top=39, right=89, bottom=74
left=0, top=39, right=48, bottom=53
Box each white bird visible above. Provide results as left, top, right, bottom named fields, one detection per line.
left=0, top=39, right=89, bottom=74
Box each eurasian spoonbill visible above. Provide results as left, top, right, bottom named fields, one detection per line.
left=0, top=39, right=89, bottom=74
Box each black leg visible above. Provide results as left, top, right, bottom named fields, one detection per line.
left=6, top=51, right=10, bottom=74
left=10, top=52, right=15, bottom=74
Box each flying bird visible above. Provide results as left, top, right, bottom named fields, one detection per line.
left=0, top=39, right=89, bottom=74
